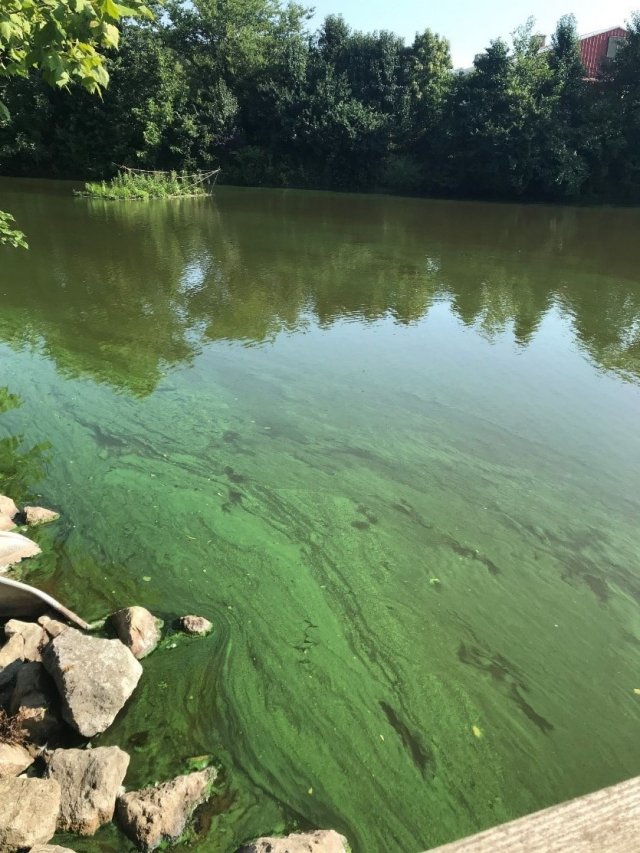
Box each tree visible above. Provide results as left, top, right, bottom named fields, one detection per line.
left=597, top=12, right=640, bottom=198
left=0, top=0, right=152, bottom=246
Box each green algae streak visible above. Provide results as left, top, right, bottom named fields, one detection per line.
left=1, top=179, right=640, bottom=851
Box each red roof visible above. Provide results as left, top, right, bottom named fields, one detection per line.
left=579, top=27, right=627, bottom=77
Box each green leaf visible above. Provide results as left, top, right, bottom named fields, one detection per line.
left=0, top=210, right=28, bottom=249
left=102, top=22, right=119, bottom=48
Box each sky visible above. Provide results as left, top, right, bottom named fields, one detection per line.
left=306, top=0, right=638, bottom=67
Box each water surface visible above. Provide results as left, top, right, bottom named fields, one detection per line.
left=1, top=179, right=640, bottom=852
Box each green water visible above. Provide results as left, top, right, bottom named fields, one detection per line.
left=1, top=179, right=640, bottom=852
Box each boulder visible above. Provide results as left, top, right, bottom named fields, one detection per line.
left=42, top=628, right=142, bottom=737
left=117, top=768, right=216, bottom=851
left=23, top=506, right=60, bottom=526
left=38, top=614, right=70, bottom=639
left=178, top=615, right=213, bottom=636
left=111, top=607, right=162, bottom=659
left=0, top=495, right=18, bottom=521
left=0, top=776, right=61, bottom=849
left=0, top=531, right=41, bottom=572
left=0, top=743, right=33, bottom=778
left=0, top=634, right=25, bottom=688
left=30, top=847, right=75, bottom=853
left=4, top=619, right=46, bottom=661
left=0, top=515, right=16, bottom=532
left=0, top=620, right=48, bottom=689
left=10, top=662, right=60, bottom=743
left=238, top=831, right=350, bottom=853
left=47, top=746, right=130, bottom=836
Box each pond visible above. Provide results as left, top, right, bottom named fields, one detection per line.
left=1, top=178, right=640, bottom=852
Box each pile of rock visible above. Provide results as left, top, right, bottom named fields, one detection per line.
left=0, top=494, right=59, bottom=535
left=0, top=609, right=218, bottom=851
left=0, top=491, right=350, bottom=853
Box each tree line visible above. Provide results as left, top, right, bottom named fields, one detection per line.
left=2, top=1, right=640, bottom=202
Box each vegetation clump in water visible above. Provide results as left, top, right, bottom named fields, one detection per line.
left=80, top=168, right=218, bottom=201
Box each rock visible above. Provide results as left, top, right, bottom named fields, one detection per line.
left=111, top=607, right=162, bottom=659
left=0, top=683, right=12, bottom=709
left=178, top=615, right=213, bottom=635
left=0, top=495, right=18, bottom=521
left=23, top=506, right=60, bottom=526
left=38, top=614, right=70, bottom=639
left=10, top=662, right=60, bottom=743
left=117, top=768, right=216, bottom=851
left=0, top=531, right=41, bottom=572
left=0, top=515, right=16, bottom=532
left=238, top=830, right=350, bottom=853
left=0, top=776, right=61, bottom=849
left=30, top=846, right=75, bottom=853
left=47, top=746, right=130, bottom=836
left=0, top=634, right=25, bottom=688
left=42, top=628, right=142, bottom=737
left=4, top=619, right=46, bottom=661
left=0, top=743, right=33, bottom=778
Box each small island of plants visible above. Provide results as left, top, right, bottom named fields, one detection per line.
left=79, top=167, right=220, bottom=201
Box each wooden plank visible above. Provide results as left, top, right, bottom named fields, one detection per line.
left=428, top=776, right=640, bottom=852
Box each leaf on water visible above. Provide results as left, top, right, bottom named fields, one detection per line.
left=633, top=688, right=640, bottom=695
left=308, top=787, right=313, bottom=795
left=472, top=725, right=483, bottom=739
left=142, top=575, right=151, bottom=582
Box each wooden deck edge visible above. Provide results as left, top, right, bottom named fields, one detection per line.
left=426, top=775, right=640, bottom=852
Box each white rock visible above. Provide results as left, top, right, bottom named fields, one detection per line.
left=42, top=628, right=142, bottom=737
left=238, top=831, right=351, bottom=853
left=47, top=746, right=130, bottom=835
left=0, top=776, right=61, bottom=849
left=117, top=768, right=216, bottom=850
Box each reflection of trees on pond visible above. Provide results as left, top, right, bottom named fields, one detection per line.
left=1, top=184, right=640, bottom=393
left=0, top=388, right=50, bottom=502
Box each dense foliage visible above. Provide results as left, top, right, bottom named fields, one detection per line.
left=2, top=3, right=640, bottom=202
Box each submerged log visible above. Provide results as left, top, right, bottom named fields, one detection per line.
left=0, top=577, right=89, bottom=630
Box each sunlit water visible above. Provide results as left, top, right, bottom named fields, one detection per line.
left=1, top=179, right=640, bottom=852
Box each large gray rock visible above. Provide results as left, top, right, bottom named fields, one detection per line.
left=117, top=768, right=216, bottom=851
left=0, top=743, right=33, bottom=778
left=0, top=530, right=41, bottom=572
left=42, top=628, right=142, bottom=737
left=111, top=606, right=162, bottom=659
left=238, top=831, right=350, bottom=853
left=0, top=776, right=61, bottom=849
left=47, top=746, right=130, bottom=835
left=10, top=662, right=60, bottom=743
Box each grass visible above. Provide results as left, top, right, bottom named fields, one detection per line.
left=79, top=170, right=212, bottom=201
